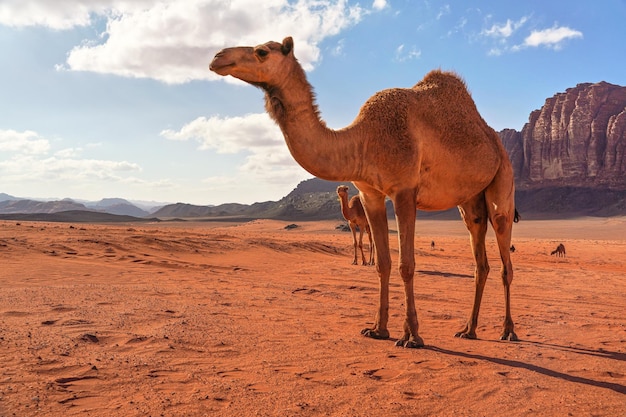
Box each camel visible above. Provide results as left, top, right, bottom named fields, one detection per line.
left=337, top=185, right=375, bottom=265
left=210, top=37, right=519, bottom=348
left=551, top=243, right=566, bottom=257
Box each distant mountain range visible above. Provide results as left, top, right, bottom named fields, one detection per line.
left=0, top=182, right=353, bottom=223
left=0, top=195, right=155, bottom=217
left=3, top=176, right=625, bottom=223
left=1, top=79, right=625, bottom=222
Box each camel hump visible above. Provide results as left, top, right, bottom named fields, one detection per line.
left=412, top=70, right=477, bottom=116
left=413, top=70, right=469, bottom=95
left=408, top=70, right=502, bottom=163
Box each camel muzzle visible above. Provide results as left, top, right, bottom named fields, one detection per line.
left=209, top=52, right=232, bottom=75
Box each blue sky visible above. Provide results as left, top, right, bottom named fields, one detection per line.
left=1, top=0, right=624, bottom=205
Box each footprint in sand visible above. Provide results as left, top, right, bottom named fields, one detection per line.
left=361, top=368, right=402, bottom=381
left=347, top=362, right=403, bottom=381
left=216, top=368, right=244, bottom=379
left=245, top=382, right=271, bottom=393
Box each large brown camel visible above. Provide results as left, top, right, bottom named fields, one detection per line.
left=210, top=37, right=518, bottom=348
left=337, top=185, right=375, bottom=266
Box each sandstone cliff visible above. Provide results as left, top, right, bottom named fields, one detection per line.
left=500, top=81, right=626, bottom=189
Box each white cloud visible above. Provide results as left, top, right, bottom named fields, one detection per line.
left=480, top=17, right=582, bottom=55
left=0, top=0, right=376, bottom=84
left=437, top=4, right=451, bottom=20
left=0, top=0, right=92, bottom=30
left=481, top=16, right=528, bottom=39
left=372, top=0, right=387, bottom=11
left=0, top=129, right=50, bottom=154
left=161, top=113, right=309, bottom=186
left=394, top=44, right=421, bottom=62
left=522, top=25, right=583, bottom=49
left=0, top=128, right=141, bottom=184
left=0, top=154, right=140, bottom=182
left=160, top=113, right=284, bottom=153
left=487, top=47, right=503, bottom=57
left=330, top=38, right=346, bottom=56
left=54, top=147, right=82, bottom=158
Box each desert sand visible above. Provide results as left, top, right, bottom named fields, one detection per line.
left=0, top=217, right=624, bottom=416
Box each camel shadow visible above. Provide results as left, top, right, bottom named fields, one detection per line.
left=417, top=269, right=473, bottom=279
left=523, top=340, right=626, bottom=362
left=424, top=342, right=626, bottom=395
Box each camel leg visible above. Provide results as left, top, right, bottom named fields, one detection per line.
left=349, top=222, right=358, bottom=265
left=456, top=194, right=490, bottom=340
left=358, top=227, right=367, bottom=265
left=392, top=189, right=424, bottom=348
left=358, top=189, right=391, bottom=340
left=366, top=227, right=375, bottom=266
left=484, top=175, right=517, bottom=342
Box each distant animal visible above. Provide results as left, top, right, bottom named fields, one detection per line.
left=510, top=245, right=515, bottom=253
left=336, top=185, right=375, bottom=265
left=551, top=243, right=566, bottom=257
left=210, top=36, right=519, bottom=348
left=431, top=240, right=435, bottom=250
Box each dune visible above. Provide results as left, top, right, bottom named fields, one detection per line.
left=0, top=218, right=624, bottom=416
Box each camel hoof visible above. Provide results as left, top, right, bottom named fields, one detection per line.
left=361, top=328, right=389, bottom=340
left=454, top=331, right=477, bottom=340
left=500, top=331, right=519, bottom=342
left=394, top=338, right=425, bottom=349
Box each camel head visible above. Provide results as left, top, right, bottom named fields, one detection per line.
left=336, top=185, right=349, bottom=199
left=210, top=37, right=295, bottom=87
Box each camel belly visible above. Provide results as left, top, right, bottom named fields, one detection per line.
left=414, top=160, right=498, bottom=210
left=415, top=184, right=482, bottom=211
left=412, top=134, right=501, bottom=210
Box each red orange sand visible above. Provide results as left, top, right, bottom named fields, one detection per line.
left=0, top=218, right=624, bottom=416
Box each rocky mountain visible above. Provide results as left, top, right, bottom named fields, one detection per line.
left=0, top=193, right=19, bottom=202
left=500, top=81, right=626, bottom=189
left=0, top=199, right=90, bottom=214
left=85, top=198, right=150, bottom=217
left=153, top=202, right=251, bottom=218
left=153, top=180, right=355, bottom=221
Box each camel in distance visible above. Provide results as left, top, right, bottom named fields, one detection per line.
left=551, top=243, right=566, bottom=257
left=210, top=36, right=519, bottom=348
left=336, top=185, right=375, bottom=266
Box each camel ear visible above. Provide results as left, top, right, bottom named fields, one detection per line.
left=281, top=36, right=294, bottom=55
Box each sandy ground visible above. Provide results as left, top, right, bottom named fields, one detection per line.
left=0, top=217, right=624, bottom=416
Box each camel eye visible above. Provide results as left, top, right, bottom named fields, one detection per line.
left=255, top=48, right=269, bottom=59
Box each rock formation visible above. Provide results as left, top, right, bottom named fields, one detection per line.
left=500, top=81, right=626, bottom=189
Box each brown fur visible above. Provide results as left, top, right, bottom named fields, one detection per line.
left=210, top=36, right=519, bottom=347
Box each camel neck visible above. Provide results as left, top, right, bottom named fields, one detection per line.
left=263, top=68, right=363, bottom=182
left=338, top=194, right=351, bottom=218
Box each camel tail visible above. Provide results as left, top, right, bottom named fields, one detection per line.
left=513, top=208, right=520, bottom=223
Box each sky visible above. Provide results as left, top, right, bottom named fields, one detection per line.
left=1, top=0, right=625, bottom=206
